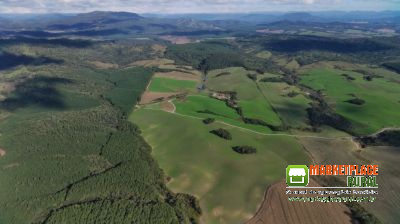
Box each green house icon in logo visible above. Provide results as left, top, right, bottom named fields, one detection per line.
left=286, top=165, right=309, bottom=187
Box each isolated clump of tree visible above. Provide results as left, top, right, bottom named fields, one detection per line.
left=243, top=117, right=269, bottom=126
left=345, top=98, right=365, bottom=105
left=287, top=91, right=299, bottom=98
left=364, top=75, right=373, bottom=81
left=255, top=68, right=265, bottom=74
left=342, top=73, right=356, bottom=81
left=210, top=128, right=232, bottom=140
left=242, top=117, right=286, bottom=131
left=247, top=73, right=257, bottom=81
left=353, top=69, right=383, bottom=82
left=232, top=146, right=257, bottom=154
left=203, top=118, right=215, bottom=124
left=259, top=77, right=282, bottom=83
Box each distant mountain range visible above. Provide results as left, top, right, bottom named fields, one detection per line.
left=149, top=11, right=400, bottom=23
left=0, top=11, right=399, bottom=37
left=0, top=11, right=229, bottom=38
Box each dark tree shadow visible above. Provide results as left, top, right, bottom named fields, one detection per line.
left=0, top=37, right=93, bottom=48
left=0, top=76, right=73, bottom=111
left=0, top=52, right=63, bottom=71
left=1, top=29, right=130, bottom=38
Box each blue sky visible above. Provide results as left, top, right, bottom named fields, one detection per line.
left=0, top=0, right=399, bottom=13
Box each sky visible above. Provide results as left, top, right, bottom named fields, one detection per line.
left=0, top=0, right=399, bottom=14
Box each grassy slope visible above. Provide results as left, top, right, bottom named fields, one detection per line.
left=300, top=67, right=400, bottom=135
left=207, top=67, right=282, bottom=126
left=257, top=79, right=311, bottom=129
left=174, top=95, right=273, bottom=133
left=255, top=51, right=272, bottom=59
left=130, top=108, right=311, bottom=224
left=149, top=77, right=197, bottom=92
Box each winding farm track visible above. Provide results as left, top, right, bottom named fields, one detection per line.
left=168, top=100, right=176, bottom=113
left=141, top=101, right=400, bottom=141
left=142, top=107, right=353, bottom=140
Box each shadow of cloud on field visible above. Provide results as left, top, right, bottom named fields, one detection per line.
left=0, top=76, right=73, bottom=111
left=273, top=101, right=310, bottom=123
left=0, top=52, right=63, bottom=71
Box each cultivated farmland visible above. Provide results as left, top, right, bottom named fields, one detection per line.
left=130, top=108, right=311, bottom=224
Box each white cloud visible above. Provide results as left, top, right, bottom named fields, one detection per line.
left=303, top=0, right=316, bottom=4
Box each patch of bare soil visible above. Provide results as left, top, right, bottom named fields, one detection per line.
left=0, top=82, right=14, bottom=93
left=154, top=71, right=199, bottom=81
left=0, top=148, right=6, bottom=157
left=151, top=44, right=167, bottom=54
left=160, top=101, right=175, bottom=112
left=140, top=91, right=178, bottom=104
left=131, top=58, right=174, bottom=67
left=247, top=179, right=352, bottom=224
left=3, top=163, right=19, bottom=169
left=0, top=82, right=15, bottom=100
left=160, top=35, right=194, bottom=44
left=88, top=61, right=118, bottom=69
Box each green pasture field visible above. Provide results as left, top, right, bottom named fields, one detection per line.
left=257, top=79, right=311, bottom=129
left=129, top=108, right=311, bottom=224
left=206, top=67, right=282, bottom=126
left=285, top=59, right=300, bottom=70
left=255, top=51, right=272, bottom=59
left=207, top=67, right=260, bottom=100
left=300, top=67, right=400, bottom=135
left=239, top=99, right=282, bottom=126
left=175, top=95, right=238, bottom=119
left=148, top=77, right=198, bottom=93
left=174, top=95, right=273, bottom=133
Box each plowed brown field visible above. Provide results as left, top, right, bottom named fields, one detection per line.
left=154, top=71, right=199, bottom=81
left=139, top=91, right=177, bottom=104
left=247, top=179, right=352, bottom=224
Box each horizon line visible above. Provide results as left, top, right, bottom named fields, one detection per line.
left=1, top=10, right=400, bottom=15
